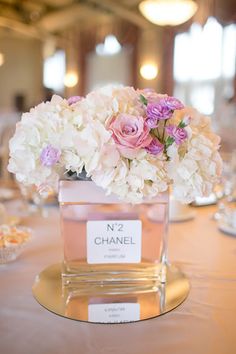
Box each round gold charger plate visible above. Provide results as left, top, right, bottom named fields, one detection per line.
left=32, top=263, right=190, bottom=324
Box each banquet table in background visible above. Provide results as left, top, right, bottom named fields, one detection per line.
left=0, top=201, right=236, bottom=354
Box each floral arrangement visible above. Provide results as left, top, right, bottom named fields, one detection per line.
left=8, top=86, right=222, bottom=203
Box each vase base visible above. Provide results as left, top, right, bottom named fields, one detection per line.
left=62, top=260, right=167, bottom=293
left=32, top=263, right=190, bottom=323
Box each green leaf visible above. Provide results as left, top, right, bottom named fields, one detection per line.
left=145, top=180, right=153, bottom=186
left=66, top=170, right=76, bottom=177
left=140, top=94, right=148, bottom=106
left=178, top=120, right=186, bottom=128
left=165, top=136, right=174, bottom=149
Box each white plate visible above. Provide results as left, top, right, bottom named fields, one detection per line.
left=169, top=210, right=196, bottom=223
left=192, top=194, right=217, bottom=206
left=218, top=223, right=236, bottom=236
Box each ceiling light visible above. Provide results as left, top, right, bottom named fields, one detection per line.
left=0, top=53, right=5, bottom=66
left=96, top=35, right=121, bottom=56
left=64, top=71, right=78, bottom=88
left=140, top=63, right=158, bottom=80
left=139, top=0, right=198, bottom=26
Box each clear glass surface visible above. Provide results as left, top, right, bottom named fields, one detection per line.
left=59, top=180, right=169, bottom=293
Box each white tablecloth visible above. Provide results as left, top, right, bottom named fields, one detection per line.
left=1, top=202, right=236, bottom=354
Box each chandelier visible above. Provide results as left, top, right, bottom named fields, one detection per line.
left=139, top=0, right=198, bottom=26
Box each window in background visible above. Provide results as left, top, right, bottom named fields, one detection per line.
left=86, top=35, right=132, bottom=92
left=43, top=50, right=66, bottom=94
left=174, top=18, right=236, bottom=116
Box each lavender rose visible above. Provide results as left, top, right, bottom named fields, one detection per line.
left=165, top=125, right=187, bottom=145
left=161, top=96, right=184, bottom=111
left=40, top=145, right=61, bottom=167
left=109, top=113, right=152, bottom=158
left=146, top=138, right=164, bottom=155
left=146, top=95, right=184, bottom=128
left=146, top=115, right=159, bottom=129
left=67, top=96, right=82, bottom=105
left=140, top=89, right=166, bottom=104
left=146, top=102, right=172, bottom=123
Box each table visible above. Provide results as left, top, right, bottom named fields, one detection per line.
left=1, top=202, right=236, bottom=354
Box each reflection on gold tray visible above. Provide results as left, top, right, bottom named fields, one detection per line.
left=32, top=263, right=190, bottom=323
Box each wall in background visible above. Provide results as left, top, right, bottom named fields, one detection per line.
left=137, top=28, right=163, bottom=92
left=86, top=47, right=132, bottom=93
left=0, top=33, right=43, bottom=112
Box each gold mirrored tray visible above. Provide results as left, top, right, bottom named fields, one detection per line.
left=32, top=263, right=190, bottom=324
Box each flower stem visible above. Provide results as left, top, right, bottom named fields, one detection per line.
left=162, top=120, right=167, bottom=142
left=153, top=128, right=161, bottom=141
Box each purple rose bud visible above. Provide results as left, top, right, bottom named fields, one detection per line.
left=146, top=138, right=164, bottom=155
left=40, top=145, right=61, bottom=167
left=147, top=102, right=172, bottom=121
left=161, top=96, right=184, bottom=111
left=165, top=125, right=187, bottom=145
left=183, top=115, right=191, bottom=125
left=146, top=116, right=159, bottom=129
left=67, top=96, right=82, bottom=105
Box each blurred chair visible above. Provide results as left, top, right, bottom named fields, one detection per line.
left=0, top=124, right=15, bottom=184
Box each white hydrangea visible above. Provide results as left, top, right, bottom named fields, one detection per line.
left=92, top=153, right=168, bottom=203
left=8, top=96, right=82, bottom=190
left=167, top=107, right=222, bottom=203
left=8, top=88, right=222, bottom=204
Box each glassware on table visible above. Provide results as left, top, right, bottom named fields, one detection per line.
left=0, top=225, right=32, bottom=263
left=17, top=182, right=48, bottom=217
left=214, top=151, right=236, bottom=221
left=59, top=180, right=169, bottom=294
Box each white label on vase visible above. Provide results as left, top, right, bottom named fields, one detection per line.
left=87, top=220, right=142, bottom=264
left=88, top=303, right=140, bottom=323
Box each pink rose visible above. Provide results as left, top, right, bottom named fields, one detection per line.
left=109, top=114, right=152, bottom=158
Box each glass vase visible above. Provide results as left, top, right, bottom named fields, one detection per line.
left=59, top=180, right=169, bottom=294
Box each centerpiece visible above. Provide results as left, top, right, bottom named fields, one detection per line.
left=8, top=85, right=222, bottom=296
